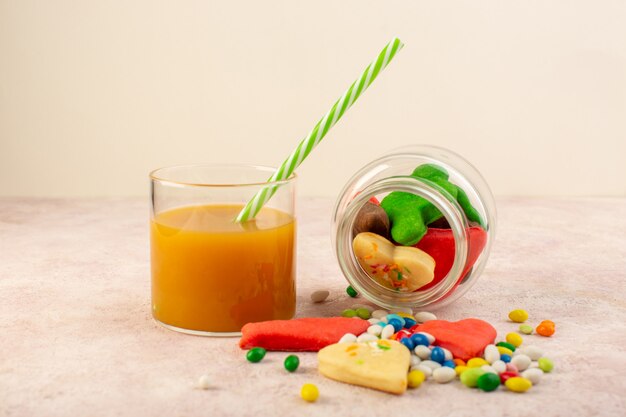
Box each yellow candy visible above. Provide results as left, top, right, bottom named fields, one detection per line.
left=497, top=346, right=514, bottom=356
left=300, top=383, right=319, bottom=402
left=467, top=358, right=489, bottom=368
left=505, top=377, right=533, bottom=393
left=455, top=365, right=468, bottom=376
left=407, top=370, right=426, bottom=388
left=506, top=332, right=523, bottom=347
left=396, top=312, right=415, bottom=319
left=508, top=309, right=529, bottom=323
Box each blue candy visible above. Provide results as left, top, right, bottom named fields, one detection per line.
left=403, top=318, right=416, bottom=329
left=430, top=347, right=445, bottom=364
left=501, top=354, right=512, bottom=363
left=410, top=333, right=430, bottom=347
left=400, top=337, right=415, bottom=351
left=386, top=314, right=406, bottom=327
left=443, top=360, right=456, bottom=368
left=388, top=318, right=403, bottom=332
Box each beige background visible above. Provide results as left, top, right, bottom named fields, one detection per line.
left=1, top=0, right=625, bottom=198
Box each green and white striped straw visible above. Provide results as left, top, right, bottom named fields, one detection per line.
left=236, top=37, right=404, bottom=222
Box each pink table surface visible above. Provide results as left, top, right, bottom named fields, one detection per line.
left=1, top=197, right=625, bottom=417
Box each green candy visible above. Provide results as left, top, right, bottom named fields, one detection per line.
left=341, top=309, right=357, bottom=318
left=496, top=341, right=517, bottom=352
left=477, top=373, right=501, bottom=392
left=460, top=367, right=486, bottom=388
left=246, top=347, right=266, bottom=363
left=380, top=164, right=485, bottom=246
left=346, top=285, right=358, bottom=298
left=519, top=324, right=534, bottom=335
left=538, top=357, right=554, bottom=373
left=284, top=355, right=300, bottom=372
left=355, top=308, right=371, bottom=319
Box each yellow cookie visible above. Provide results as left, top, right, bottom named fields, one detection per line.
left=318, top=339, right=411, bottom=394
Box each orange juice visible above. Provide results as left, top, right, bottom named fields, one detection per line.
left=151, top=204, right=296, bottom=333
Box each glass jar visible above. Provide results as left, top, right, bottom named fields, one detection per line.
left=331, top=145, right=496, bottom=310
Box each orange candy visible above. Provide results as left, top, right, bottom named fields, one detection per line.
left=454, top=358, right=466, bottom=366
left=536, top=320, right=555, bottom=337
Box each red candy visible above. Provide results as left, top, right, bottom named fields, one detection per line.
left=239, top=317, right=370, bottom=351
left=499, top=371, right=518, bottom=384
left=414, top=226, right=488, bottom=291
left=410, top=318, right=497, bottom=361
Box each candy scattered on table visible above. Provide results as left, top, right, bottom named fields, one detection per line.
left=197, top=374, right=210, bottom=390
left=318, top=339, right=411, bottom=394
left=239, top=317, right=370, bottom=351
left=477, top=372, right=500, bottom=392
left=246, top=347, right=266, bottom=363
left=310, top=290, right=330, bottom=303
left=536, top=320, right=556, bottom=337
left=407, top=370, right=426, bottom=388
left=519, top=324, right=533, bottom=334
left=508, top=309, right=529, bottom=323
left=538, top=357, right=554, bottom=372
left=300, top=383, right=319, bottom=402
left=346, top=285, right=358, bottom=298
left=505, top=377, right=533, bottom=393
left=284, top=355, right=300, bottom=372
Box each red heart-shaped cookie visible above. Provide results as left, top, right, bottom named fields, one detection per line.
left=410, top=318, right=496, bottom=361
left=414, top=226, right=488, bottom=291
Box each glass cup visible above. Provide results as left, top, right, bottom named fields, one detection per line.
left=150, top=164, right=296, bottom=336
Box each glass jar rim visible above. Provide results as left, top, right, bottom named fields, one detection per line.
left=149, top=164, right=297, bottom=188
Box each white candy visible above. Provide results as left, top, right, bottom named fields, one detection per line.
left=310, top=290, right=329, bottom=303
left=420, top=360, right=442, bottom=370
left=432, top=366, right=456, bottom=383
left=380, top=324, right=395, bottom=339
left=367, top=318, right=381, bottom=325
left=516, top=345, right=544, bottom=361
left=414, top=345, right=432, bottom=360
left=338, top=333, right=357, bottom=343
left=416, top=332, right=436, bottom=344
left=379, top=316, right=389, bottom=324
left=389, top=306, right=413, bottom=315
left=484, top=344, right=500, bottom=364
left=442, top=348, right=453, bottom=361
left=410, top=355, right=422, bottom=367
left=357, top=333, right=379, bottom=343
left=481, top=365, right=498, bottom=374
left=415, top=312, right=437, bottom=323
left=522, top=368, right=543, bottom=385
left=367, top=325, right=382, bottom=336
left=492, top=360, right=506, bottom=374
left=197, top=374, right=210, bottom=390
left=372, top=309, right=388, bottom=319
left=511, top=354, right=532, bottom=371
left=416, top=364, right=432, bottom=378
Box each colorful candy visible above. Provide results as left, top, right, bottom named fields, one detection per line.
left=496, top=341, right=516, bottom=352
left=508, top=309, right=529, bottom=323
left=341, top=309, right=357, bottom=318
left=538, top=357, right=554, bottom=373
left=521, top=368, right=543, bottom=384
left=430, top=347, right=446, bottom=364
left=246, top=347, right=267, bottom=363
left=483, top=345, right=500, bottom=364
left=356, top=308, right=371, bottom=320
left=407, top=370, right=426, bottom=388
left=400, top=337, right=415, bottom=351
left=460, top=367, right=486, bottom=388
left=511, top=354, right=531, bottom=371
left=499, top=371, right=518, bottom=384
left=497, top=346, right=514, bottom=356
left=536, top=320, right=555, bottom=337
left=467, top=357, right=489, bottom=368
left=519, top=324, right=533, bottom=335
left=477, top=372, right=501, bottom=392
left=517, top=345, right=543, bottom=361
left=300, top=383, right=319, bottom=402
left=500, top=354, right=512, bottom=363
left=443, top=360, right=456, bottom=368
left=414, top=311, right=437, bottom=323
left=505, top=332, right=523, bottom=347
left=346, top=285, right=358, bottom=298
left=410, top=334, right=430, bottom=347
left=432, top=366, right=456, bottom=383
left=284, top=355, right=300, bottom=372
left=505, top=377, right=532, bottom=393
left=310, top=290, right=330, bottom=303
left=197, top=374, right=210, bottom=390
